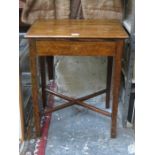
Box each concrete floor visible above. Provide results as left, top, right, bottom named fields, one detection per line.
left=45, top=56, right=134, bottom=155
left=45, top=96, right=134, bottom=155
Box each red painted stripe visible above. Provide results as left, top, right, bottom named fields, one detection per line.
left=36, top=81, right=57, bottom=155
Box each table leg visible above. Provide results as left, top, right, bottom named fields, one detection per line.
left=46, top=56, right=54, bottom=80
left=29, top=40, right=41, bottom=137
left=111, top=40, right=124, bottom=138
left=105, top=56, right=113, bottom=108
left=39, top=57, right=47, bottom=108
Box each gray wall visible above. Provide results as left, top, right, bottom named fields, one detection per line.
left=55, top=56, right=107, bottom=97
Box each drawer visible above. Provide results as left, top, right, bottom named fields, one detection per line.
left=36, top=40, right=116, bottom=56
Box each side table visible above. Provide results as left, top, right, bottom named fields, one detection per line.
left=25, top=19, right=128, bottom=138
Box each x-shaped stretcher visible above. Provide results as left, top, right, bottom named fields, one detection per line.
left=44, top=89, right=111, bottom=117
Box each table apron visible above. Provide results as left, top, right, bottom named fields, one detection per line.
left=35, top=40, right=116, bottom=56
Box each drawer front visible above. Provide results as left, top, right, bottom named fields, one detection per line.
left=36, top=40, right=116, bottom=56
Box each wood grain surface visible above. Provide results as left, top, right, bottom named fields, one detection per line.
left=36, top=40, right=116, bottom=56
left=25, top=19, right=128, bottom=39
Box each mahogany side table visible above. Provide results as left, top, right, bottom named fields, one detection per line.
left=25, top=19, right=128, bottom=138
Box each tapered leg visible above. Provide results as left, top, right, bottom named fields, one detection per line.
left=46, top=56, right=54, bottom=80
left=39, top=57, right=47, bottom=108
left=29, top=39, right=41, bottom=137
left=105, top=56, right=113, bottom=108
left=111, top=40, right=124, bottom=138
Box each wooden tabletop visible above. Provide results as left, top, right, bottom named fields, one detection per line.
left=25, top=19, right=128, bottom=39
